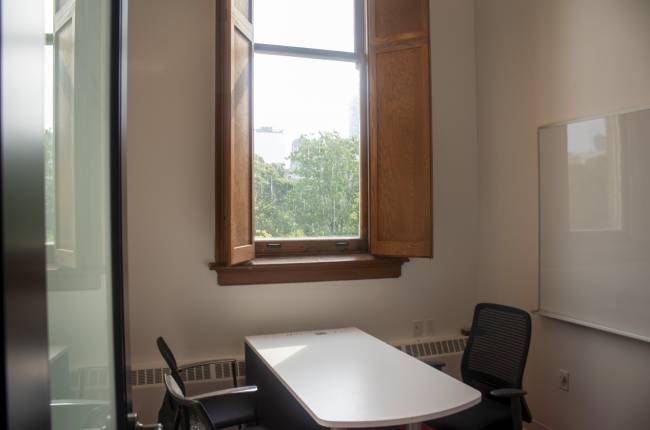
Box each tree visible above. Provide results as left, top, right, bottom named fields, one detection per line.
left=286, top=132, right=359, bottom=237
left=254, top=154, right=295, bottom=237
left=254, top=132, right=360, bottom=238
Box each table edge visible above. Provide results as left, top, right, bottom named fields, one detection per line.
left=244, top=330, right=482, bottom=428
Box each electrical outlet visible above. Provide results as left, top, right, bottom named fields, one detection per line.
left=559, top=369, right=570, bottom=392
left=413, top=320, right=424, bottom=338
left=424, top=319, right=435, bottom=336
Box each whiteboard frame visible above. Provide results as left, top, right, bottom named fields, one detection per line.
left=536, top=104, right=650, bottom=344
left=534, top=311, right=650, bottom=344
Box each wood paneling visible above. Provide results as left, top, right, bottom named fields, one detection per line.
left=231, top=28, right=253, bottom=250
left=368, top=0, right=433, bottom=258
left=372, top=0, right=427, bottom=42
left=375, top=46, right=431, bottom=244
left=217, top=0, right=255, bottom=266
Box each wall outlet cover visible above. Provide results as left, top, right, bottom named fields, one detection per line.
left=559, top=369, right=570, bottom=392
left=413, top=320, right=424, bottom=338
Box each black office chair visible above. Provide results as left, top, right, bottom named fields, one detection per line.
left=157, top=336, right=259, bottom=430
left=163, top=374, right=269, bottom=430
left=427, top=303, right=532, bottom=430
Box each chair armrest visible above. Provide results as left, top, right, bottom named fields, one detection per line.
left=490, top=388, right=527, bottom=398
left=177, top=358, right=236, bottom=372
left=427, top=361, right=446, bottom=371
left=188, top=385, right=258, bottom=401
left=51, top=399, right=110, bottom=407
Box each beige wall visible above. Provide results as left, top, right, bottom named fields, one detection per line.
left=126, top=0, right=478, bottom=369
left=475, top=0, right=650, bottom=429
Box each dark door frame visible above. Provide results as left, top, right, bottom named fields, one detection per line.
left=111, top=0, right=131, bottom=425
left=0, top=0, right=130, bottom=428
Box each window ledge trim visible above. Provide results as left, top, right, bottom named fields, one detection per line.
left=210, top=254, right=407, bottom=286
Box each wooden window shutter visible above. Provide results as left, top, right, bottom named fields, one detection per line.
left=368, top=0, right=433, bottom=258
left=217, top=0, right=255, bottom=266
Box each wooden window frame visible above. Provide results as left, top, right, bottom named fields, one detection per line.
left=213, top=0, right=433, bottom=285
left=252, top=0, right=369, bottom=258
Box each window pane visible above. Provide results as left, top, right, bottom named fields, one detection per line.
left=253, top=0, right=355, bottom=52
left=254, top=54, right=360, bottom=239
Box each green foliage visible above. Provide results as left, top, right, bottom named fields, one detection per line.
left=255, top=132, right=360, bottom=238
left=254, top=154, right=295, bottom=237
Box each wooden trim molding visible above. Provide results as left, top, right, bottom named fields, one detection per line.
left=210, top=254, right=407, bottom=286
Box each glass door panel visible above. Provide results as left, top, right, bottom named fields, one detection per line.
left=44, top=1, right=117, bottom=429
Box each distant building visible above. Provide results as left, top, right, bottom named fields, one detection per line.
left=255, top=126, right=283, bottom=134
left=289, top=137, right=303, bottom=179
left=254, top=126, right=292, bottom=166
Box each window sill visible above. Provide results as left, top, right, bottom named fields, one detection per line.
left=210, top=254, right=408, bottom=286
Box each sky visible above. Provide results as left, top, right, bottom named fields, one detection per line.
left=254, top=0, right=355, bottom=52
left=253, top=0, right=360, bottom=166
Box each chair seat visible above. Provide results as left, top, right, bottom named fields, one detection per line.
left=200, top=392, right=257, bottom=429
left=426, top=396, right=511, bottom=430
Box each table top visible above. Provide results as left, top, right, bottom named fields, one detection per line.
left=245, top=327, right=481, bottom=428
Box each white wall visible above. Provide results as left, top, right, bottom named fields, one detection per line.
left=126, top=0, right=478, bottom=368
left=475, top=1, right=650, bottom=429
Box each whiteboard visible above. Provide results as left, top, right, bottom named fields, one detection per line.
left=538, top=107, right=650, bottom=343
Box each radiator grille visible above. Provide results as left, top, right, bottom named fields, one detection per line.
left=396, top=337, right=467, bottom=359
left=131, top=336, right=466, bottom=387
left=130, top=361, right=242, bottom=387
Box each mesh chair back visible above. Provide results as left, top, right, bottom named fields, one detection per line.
left=157, top=336, right=186, bottom=393
left=461, top=303, right=531, bottom=394
left=164, top=374, right=213, bottom=430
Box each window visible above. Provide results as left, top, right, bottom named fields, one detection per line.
left=213, top=0, right=432, bottom=285
left=253, top=0, right=367, bottom=255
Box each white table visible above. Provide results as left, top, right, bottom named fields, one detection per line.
left=245, top=327, right=481, bottom=429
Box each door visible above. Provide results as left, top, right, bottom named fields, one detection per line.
left=44, top=0, right=127, bottom=428
left=0, top=0, right=155, bottom=429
